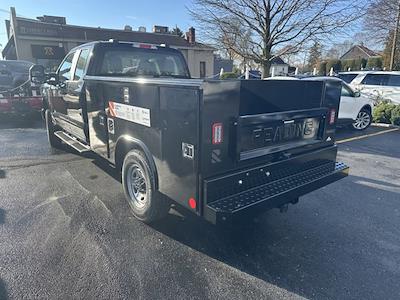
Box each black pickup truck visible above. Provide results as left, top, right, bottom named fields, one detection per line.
left=30, top=40, right=349, bottom=224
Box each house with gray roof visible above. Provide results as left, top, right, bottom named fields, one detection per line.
left=340, top=44, right=381, bottom=61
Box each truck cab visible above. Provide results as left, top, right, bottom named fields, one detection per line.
left=31, top=40, right=349, bottom=225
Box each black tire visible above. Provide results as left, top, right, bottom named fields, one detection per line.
left=122, top=150, right=169, bottom=223
left=45, top=109, right=61, bottom=148
left=352, top=108, right=372, bottom=131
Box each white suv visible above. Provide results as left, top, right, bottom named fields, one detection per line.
left=339, top=71, right=400, bottom=104
left=266, top=76, right=374, bottom=130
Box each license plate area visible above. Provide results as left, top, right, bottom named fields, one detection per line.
left=236, top=108, right=327, bottom=161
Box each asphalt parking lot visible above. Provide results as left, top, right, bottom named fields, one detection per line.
left=0, top=119, right=399, bottom=300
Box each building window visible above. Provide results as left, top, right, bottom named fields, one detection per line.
left=200, top=61, right=206, bottom=78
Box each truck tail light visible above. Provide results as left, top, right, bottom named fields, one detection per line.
left=329, top=109, right=336, bottom=125
left=212, top=123, right=223, bottom=144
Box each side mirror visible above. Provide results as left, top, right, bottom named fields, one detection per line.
left=29, top=65, right=45, bottom=84
left=354, top=91, right=361, bottom=97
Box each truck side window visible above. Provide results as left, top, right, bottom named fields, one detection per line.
left=74, top=49, right=90, bottom=80
left=341, top=84, right=353, bottom=97
left=58, top=52, right=75, bottom=81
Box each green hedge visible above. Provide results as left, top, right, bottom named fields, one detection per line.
left=326, top=59, right=342, bottom=73
left=366, top=57, right=383, bottom=70
left=372, top=101, right=400, bottom=125
left=341, top=58, right=368, bottom=71
left=391, top=105, right=400, bottom=125
left=220, top=72, right=238, bottom=79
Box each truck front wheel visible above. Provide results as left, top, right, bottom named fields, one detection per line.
left=122, top=150, right=169, bottom=223
left=45, top=109, right=61, bottom=149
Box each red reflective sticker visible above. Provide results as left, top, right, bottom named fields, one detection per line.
left=188, top=198, right=196, bottom=209
left=212, top=123, right=223, bottom=144
left=108, top=101, right=116, bottom=117
left=139, top=43, right=152, bottom=49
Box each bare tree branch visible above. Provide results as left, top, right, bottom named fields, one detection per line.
left=188, top=0, right=368, bottom=77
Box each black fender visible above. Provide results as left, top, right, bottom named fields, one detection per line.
left=114, top=135, right=159, bottom=189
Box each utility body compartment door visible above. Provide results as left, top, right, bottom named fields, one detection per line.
left=236, top=108, right=327, bottom=161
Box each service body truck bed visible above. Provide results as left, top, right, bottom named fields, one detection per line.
left=32, top=41, right=348, bottom=224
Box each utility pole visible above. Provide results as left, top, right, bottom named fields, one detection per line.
left=390, top=0, right=400, bottom=70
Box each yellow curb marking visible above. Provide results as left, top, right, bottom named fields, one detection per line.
left=337, top=128, right=399, bottom=144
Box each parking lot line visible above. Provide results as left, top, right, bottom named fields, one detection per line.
left=337, top=128, right=399, bottom=144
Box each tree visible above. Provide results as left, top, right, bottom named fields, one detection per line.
left=189, top=0, right=366, bottom=78
left=325, top=40, right=354, bottom=59
left=366, top=56, right=383, bottom=69
left=326, top=59, right=342, bottom=74
left=317, top=61, right=327, bottom=75
left=307, top=42, right=322, bottom=72
left=382, top=30, right=400, bottom=70
left=364, top=0, right=400, bottom=70
left=170, top=26, right=184, bottom=37
left=218, top=17, right=253, bottom=67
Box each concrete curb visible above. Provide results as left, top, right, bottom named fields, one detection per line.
left=371, top=123, right=400, bottom=128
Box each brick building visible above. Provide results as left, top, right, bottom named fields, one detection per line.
left=2, top=7, right=215, bottom=78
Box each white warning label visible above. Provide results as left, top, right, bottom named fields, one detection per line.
left=108, top=101, right=151, bottom=127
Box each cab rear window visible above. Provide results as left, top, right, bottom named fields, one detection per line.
left=98, top=48, right=189, bottom=78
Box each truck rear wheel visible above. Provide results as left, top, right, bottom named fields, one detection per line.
left=122, top=150, right=169, bottom=223
left=45, top=109, right=61, bottom=149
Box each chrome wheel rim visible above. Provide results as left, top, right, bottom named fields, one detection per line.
left=353, top=111, right=370, bottom=130
left=127, top=164, right=147, bottom=208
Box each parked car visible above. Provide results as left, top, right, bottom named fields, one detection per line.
left=339, top=71, right=400, bottom=104
left=29, top=40, right=348, bottom=225
left=337, top=71, right=365, bottom=84
left=307, top=77, right=374, bottom=130
left=266, top=76, right=374, bottom=130
left=0, top=60, right=33, bottom=91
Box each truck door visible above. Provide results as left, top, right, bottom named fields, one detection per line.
left=50, top=49, right=88, bottom=142
left=85, top=81, right=109, bottom=158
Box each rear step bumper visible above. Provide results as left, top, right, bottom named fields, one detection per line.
left=204, top=161, right=349, bottom=224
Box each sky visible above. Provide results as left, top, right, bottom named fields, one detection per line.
left=0, top=0, right=377, bottom=63
left=0, top=0, right=194, bottom=49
